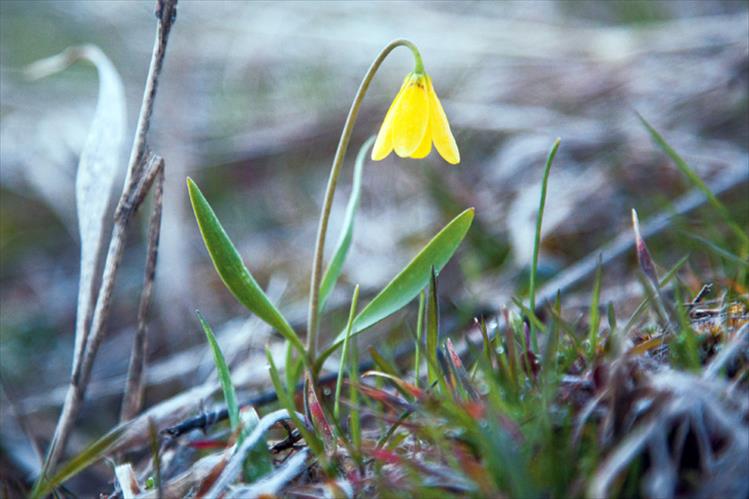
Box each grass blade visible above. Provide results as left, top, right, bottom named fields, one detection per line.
left=682, top=231, right=749, bottom=268
left=196, top=311, right=239, bottom=430
left=319, top=138, right=374, bottom=314
left=349, top=314, right=362, bottom=457
left=426, top=267, right=440, bottom=387
left=632, top=209, right=659, bottom=288
left=334, top=285, right=360, bottom=421
left=187, top=178, right=305, bottom=357
left=587, top=256, right=603, bottom=357
left=529, top=138, right=561, bottom=350
left=31, top=424, right=129, bottom=498
left=637, top=113, right=748, bottom=246
left=414, top=290, right=426, bottom=386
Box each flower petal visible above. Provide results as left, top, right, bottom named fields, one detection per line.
left=392, top=74, right=430, bottom=158
left=372, top=76, right=409, bottom=161
left=426, top=76, right=460, bottom=164
left=410, top=114, right=432, bottom=159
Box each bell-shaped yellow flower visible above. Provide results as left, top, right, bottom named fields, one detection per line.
left=372, top=72, right=460, bottom=164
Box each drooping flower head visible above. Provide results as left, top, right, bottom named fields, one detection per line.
left=372, top=68, right=460, bottom=165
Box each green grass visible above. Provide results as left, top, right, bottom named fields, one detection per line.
left=35, top=127, right=748, bottom=499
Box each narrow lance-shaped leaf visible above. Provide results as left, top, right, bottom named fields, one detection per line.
left=187, top=178, right=305, bottom=356
left=334, top=284, right=360, bottom=421
left=631, top=209, right=658, bottom=287
left=683, top=232, right=749, bottom=268
left=414, top=290, right=426, bottom=385
left=196, top=311, right=239, bottom=430
left=587, top=256, right=603, bottom=357
left=318, top=137, right=374, bottom=314
left=27, top=46, right=126, bottom=372
left=426, top=267, right=440, bottom=387
left=318, top=208, right=474, bottom=367
left=31, top=423, right=130, bottom=499
left=529, top=138, right=560, bottom=351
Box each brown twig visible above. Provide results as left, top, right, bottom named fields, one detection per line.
left=42, top=0, right=178, bottom=475
left=121, top=159, right=166, bottom=422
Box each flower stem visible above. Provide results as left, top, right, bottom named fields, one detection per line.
left=306, top=39, right=420, bottom=363
left=402, top=40, right=425, bottom=74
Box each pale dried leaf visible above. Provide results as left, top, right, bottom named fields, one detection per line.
left=27, top=45, right=126, bottom=371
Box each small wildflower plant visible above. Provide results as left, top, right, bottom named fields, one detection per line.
left=185, top=39, right=473, bottom=473
left=23, top=9, right=749, bottom=499
left=30, top=43, right=749, bottom=498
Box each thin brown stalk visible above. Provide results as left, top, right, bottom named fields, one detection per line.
left=42, top=0, right=178, bottom=474
left=121, top=160, right=165, bottom=422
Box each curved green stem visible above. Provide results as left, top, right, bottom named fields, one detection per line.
left=306, top=39, right=422, bottom=361
left=402, top=40, right=424, bottom=74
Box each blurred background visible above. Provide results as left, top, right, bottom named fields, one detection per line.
left=1, top=0, right=747, bottom=486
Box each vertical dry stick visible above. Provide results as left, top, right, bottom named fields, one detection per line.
left=121, top=161, right=165, bottom=422
left=43, top=0, right=178, bottom=474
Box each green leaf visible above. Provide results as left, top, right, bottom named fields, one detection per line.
left=622, top=254, right=689, bottom=335
left=334, top=284, right=360, bottom=421
left=587, top=256, right=603, bottom=357
left=426, top=267, right=440, bottom=387
left=318, top=207, right=474, bottom=367
left=196, top=310, right=239, bottom=430
left=414, top=290, right=426, bottom=385
left=319, top=137, right=374, bottom=314
left=682, top=231, right=749, bottom=268
left=529, top=138, right=560, bottom=350
left=32, top=424, right=129, bottom=498
left=637, top=113, right=748, bottom=246
left=187, top=178, right=305, bottom=356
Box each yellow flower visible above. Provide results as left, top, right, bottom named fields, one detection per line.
left=371, top=72, right=460, bottom=164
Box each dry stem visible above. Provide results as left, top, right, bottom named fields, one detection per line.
left=120, top=159, right=166, bottom=422
left=42, top=0, right=178, bottom=474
